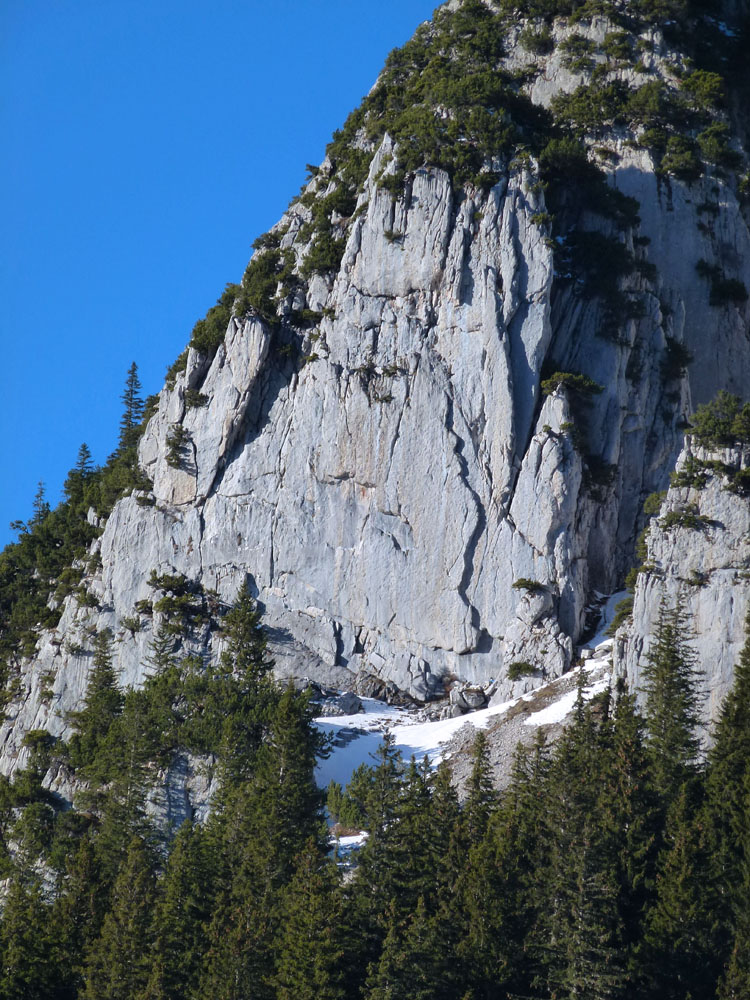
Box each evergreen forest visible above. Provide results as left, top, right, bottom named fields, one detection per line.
left=0, top=584, right=749, bottom=999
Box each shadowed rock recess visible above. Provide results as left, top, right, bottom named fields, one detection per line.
left=2, top=0, right=750, bottom=780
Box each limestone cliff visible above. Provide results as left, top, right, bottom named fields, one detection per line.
left=2, top=0, right=749, bottom=785
left=615, top=437, right=750, bottom=728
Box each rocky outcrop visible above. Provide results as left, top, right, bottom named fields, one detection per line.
left=2, top=4, right=750, bottom=791
left=615, top=439, right=750, bottom=726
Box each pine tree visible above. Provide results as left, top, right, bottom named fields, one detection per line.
left=641, top=595, right=703, bottom=804
left=118, top=362, right=144, bottom=453
left=82, top=836, right=156, bottom=1000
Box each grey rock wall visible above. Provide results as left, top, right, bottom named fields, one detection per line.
left=2, top=11, right=750, bottom=799
left=615, top=440, right=750, bottom=727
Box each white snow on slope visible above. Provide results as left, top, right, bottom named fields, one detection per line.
left=523, top=671, right=610, bottom=727
left=316, top=635, right=616, bottom=789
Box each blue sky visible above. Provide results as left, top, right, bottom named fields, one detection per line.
left=0, top=0, right=436, bottom=549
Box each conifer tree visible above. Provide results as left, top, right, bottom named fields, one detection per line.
left=717, top=771, right=750, bottom=1000
left=542, top=687, right=627, bottom=1000
left=118, top=362, right=144, bottom=453
left=707, top=610, right=750, bottom=908
left=68, top=628, right=124, bottom=776
left=0, top=872, right=56, bottom=999
left=143, top=821, right=211, bottom=1000
left=51, top=834, right=107, bottom=1000
left=460, top=730, right=496, bottom=846
left=64, top=444, right=94, bottom=506
left=641, top=596, right=703, bottom=804
left=601, top=684, right=660, bottom=986
left=274, top=842, right=345, bottom=1000
left=82, top=835, right=157, bottom=1000
left=364, top=896, right=458, bottom=1000
left=642, top=781, right=720, bottom=1000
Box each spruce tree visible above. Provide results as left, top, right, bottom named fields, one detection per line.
left=118, top=362, right=144, bottom=453
left=51, top=834, right=106, bottom=1000
left=641, top=596, right=703, bottom=804
left=364, top=896, right=458, bottom=1000
left=0, top=872, right=56, bottom=1000
left=68, top=628, right=124, bottom=776
left=707, top=612, right=750, bottom=991
left=707, top=610, right=750, bottom=905
left=642, top=781, right=720, bottom=1000
left=82, top=835, right=157, bottom=1000
left=143, top=821, right=211, bottom=1000
left=542, top=687, right=627, bottom=1000
left=273, top=842, right=345, bottom=1000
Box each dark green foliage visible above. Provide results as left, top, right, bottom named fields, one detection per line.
left=512, top=577, right=546, bottom=592
left=118, top=363, right=144, bottom=454
left=689, top=390, right=750, bottom=448
left=188, top=283, right=240, bottom=357
left=660, top=135, right=702, bottom=180
left=82, top=836, right=157, bottom=1000
left=661, top=337, right=693, bottom=381
left=236, top=247, right=297, bottom=324
left=508, top=660, right=536, bottom=680
left=541, top=370, right=604, bottom=397
left=603, top=30, right=632, bottom=62
left=660, top=503, right=711, bottom=530
left=274, top=844, right=346, bottom=1000
left=67, top=630, right=124, bottom=778
left=641, top=597, right=703, bottom=802
left=0, top=873, right=56, bottom=999
left=165, top=424, right=190, bottom=469
left=519, top=23, right=554, bottom=54
left=607, top=596, right=634, bottom=635
left=559, top=33, right=596, bottom=71
left=143, top=821, right=212, bottom=1000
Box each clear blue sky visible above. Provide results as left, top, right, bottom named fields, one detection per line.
left=0, top=0, right=436, bottom=549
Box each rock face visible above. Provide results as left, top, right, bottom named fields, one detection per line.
left=2, top=4, right=750, bottom=787
left=615, top=440, right=750, bottom=727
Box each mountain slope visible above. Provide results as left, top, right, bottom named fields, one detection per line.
left=2, top=0, right=750, bottom=786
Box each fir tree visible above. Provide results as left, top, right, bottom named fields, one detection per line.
left=63, top=444, right=95, bottom=506
left=707, top=612, right=750, bottom=991
left=460, top=730, right=496, bottom=847
left=364, top=896, right=458, bottom=1000
left=542, top=686, right=628, bottom=1000
left=642, top=781, right=721, bottom=1000
left=51, top=834, right=106, bottom=1000
left=707, top=611, right=750, bottom=908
